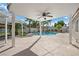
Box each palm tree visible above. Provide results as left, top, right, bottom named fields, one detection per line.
left=42, top=20, right=52, bottom=32
left=42, top=21, right=48, bottom=32
left=46, top=21, right=49, bottom=31
left=36, top=21, right=39, bottom=32
left=25, top=18, right=32, bottom=33
left=47, top=20, right=52, bottom=31
left=30, top=20, right=39, bottom=32
left=31, top=20, right=37, bottom=28
left=42, top=21, right=45, bottom=32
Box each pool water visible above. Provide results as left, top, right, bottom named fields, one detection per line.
left=33, top=32, right=58, bottom=35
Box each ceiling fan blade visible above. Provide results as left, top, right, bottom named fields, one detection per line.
left=37, top=16, right=42, bottom=19
left=43, top=7, right=50, bottom=12
left=47, top=15, right=53, bottom=17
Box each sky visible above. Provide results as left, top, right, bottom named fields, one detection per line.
left=51, top=16, right=69, bottom=26
left=0, top=3, right=69, bottom=26
left=0, top=3, right=8, bottom=15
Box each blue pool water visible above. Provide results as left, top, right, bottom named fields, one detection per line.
left=33, top=32, right=58, bottom=35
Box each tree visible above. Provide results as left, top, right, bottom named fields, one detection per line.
left=54, top=23, right=57, bottom=28
left=31, top=21, right=39, bottom=28
left=47, top=20, right=52, bottom=26
left=42, top=21, right=48, bottom=32
left=54, top=20, right=65, bottom=30
left=25, top=18, right=32, bottom=33
left=58, top=20, right=64, bottom=26
left=15, top=23, right=21, bottom=35
left=55, top=24, right=62, bottom=30
left=42, top=20, right=52, bottom=32
left=25, top=18, right=40, bottom=32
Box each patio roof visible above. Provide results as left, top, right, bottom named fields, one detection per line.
left=0, top=11, right=24, bottom=24
left=10, top=3, right=79, bottom=21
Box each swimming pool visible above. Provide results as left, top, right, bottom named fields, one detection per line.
left=32, top=32, right=58, bottom=35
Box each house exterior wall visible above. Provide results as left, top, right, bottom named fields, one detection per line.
left=71, top=8, right=79, bottom=42
left=72, top=17, right=79, bottom=40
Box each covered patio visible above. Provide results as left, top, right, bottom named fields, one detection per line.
left=9, top=3, right=79, bottom=46
left=0, top=10, right=27, bottom=47
left=0, top=3, right=79, bottom=56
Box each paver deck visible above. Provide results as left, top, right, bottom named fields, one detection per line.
left=0, top=33, right=79, bottom=56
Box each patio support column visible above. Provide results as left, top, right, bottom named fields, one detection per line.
left=11, top=12, right=15, bottom=47
left=39, top=21, right=42, bottom=37
left=21, top=23, right=23, bottom=37
left=69, top=17, right=72, bottom=44
left=5, top=17, right=8, bottom=43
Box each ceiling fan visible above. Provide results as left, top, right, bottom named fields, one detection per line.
left=37, top=11, right=53, bottom=20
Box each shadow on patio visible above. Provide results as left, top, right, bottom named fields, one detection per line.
left=13, top=36, right=41, bottom=56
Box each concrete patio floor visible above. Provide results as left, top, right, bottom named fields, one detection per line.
left=0, top=33, right=79, bottom=56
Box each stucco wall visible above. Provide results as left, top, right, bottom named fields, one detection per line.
left=72, top=13, right=79, bottom=40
